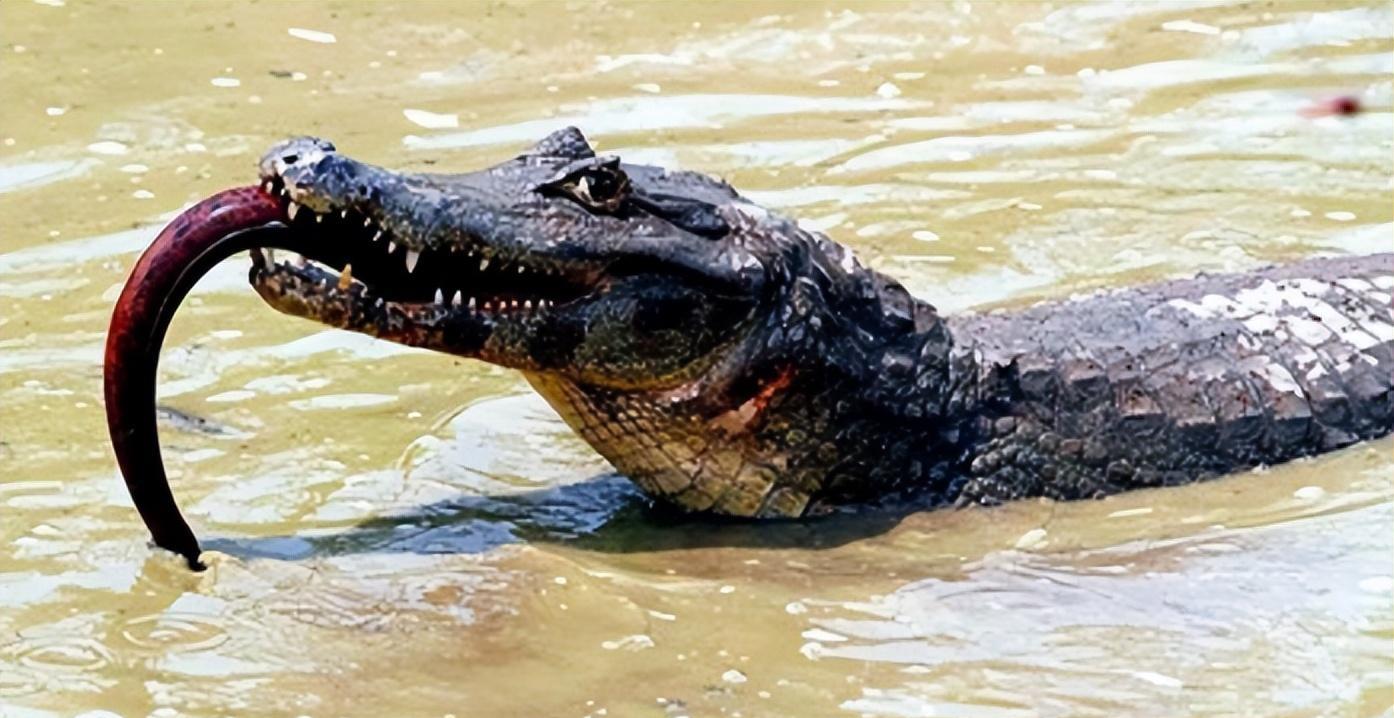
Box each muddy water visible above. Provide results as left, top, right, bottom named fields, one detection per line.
left=2, top=2, right=1391, bottom=716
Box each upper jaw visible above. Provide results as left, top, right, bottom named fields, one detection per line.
left=258, top=137, right=485, bottom=261
left=250, top=137, right=772, bottom=363
left=249, top=175, right=593, bottom=302
left=254, top=136, right=608, bottom=306
left=256, top=138, right=624, bottom=293
left=255, top=136, right=767, bottom=297
left=249, top=145, right=602, bottom=348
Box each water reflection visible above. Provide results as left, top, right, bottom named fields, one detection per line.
left=826, top=502, right=1393, bottom=716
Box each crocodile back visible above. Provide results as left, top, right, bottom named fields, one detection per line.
left=944, top=254, right=1394, bottom=502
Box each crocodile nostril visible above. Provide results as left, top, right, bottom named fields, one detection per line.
left=282, top=154, right=300, bottom=165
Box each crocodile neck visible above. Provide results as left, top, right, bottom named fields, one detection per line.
left=524, top=216, right=982, bottom=516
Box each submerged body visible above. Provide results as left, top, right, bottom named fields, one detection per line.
left=107, top=128, right=1394, bottom=563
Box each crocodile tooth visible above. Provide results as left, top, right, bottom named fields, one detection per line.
left=314, top=213, right=323, bottom=223
left=266, top=248, right=277, bottom=264
left=387, top=240, right=398, bottom=254
left=373, top=229, right=384, bottom=242
left=405, top=249, right=421, bottom=273
left=524, top=299, right=532, bottom=310
left=452, top=290, right=463, bottom=307
left=376, top=297, right=385, bottom=308
left=363, top=217, right=372, bottom=227
left=479, top=258, right=490, bottom=271
left=338, top=263, right=354, bottom=291
left=263, top=181, right=274, bottom=193
left=511, top=299, right=519, bottom=308
left=468, top=296, right=476, bottom=310
left=286, top=202, right=300, bottom=221
left=434, top=288, right=444, bottom=304
left=517, top=266, right=526, bottom=274
left=340, top=209, right=348, bottom=219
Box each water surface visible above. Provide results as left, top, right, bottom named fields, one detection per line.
left=1, top=2, right=1391, bottom=716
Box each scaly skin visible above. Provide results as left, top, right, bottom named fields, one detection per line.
left=247, top=129, right=1394, bottom=515
left=948, top=254, right=1394, bottom=504
left=108, top=128, right=1394, bottom=564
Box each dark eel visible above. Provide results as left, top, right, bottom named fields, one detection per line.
left=104, top=187, right=282, bottom=568
left=106, top=129, right=1394, bottom=569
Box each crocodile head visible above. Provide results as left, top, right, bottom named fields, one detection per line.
left=253, top=128, right=944, bottom=517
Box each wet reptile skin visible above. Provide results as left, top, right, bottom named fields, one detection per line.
left=244, top=128, right=1394, bottom=517
left=533, top=255, right=1394, bottom=515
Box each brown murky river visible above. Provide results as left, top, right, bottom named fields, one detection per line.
left=2, top=2, right=1391, bottom=716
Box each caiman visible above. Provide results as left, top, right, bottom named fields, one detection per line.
left=105, top=128, right=1394, bottom=568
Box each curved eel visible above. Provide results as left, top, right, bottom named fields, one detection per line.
left=104, top=186, right=284, bottom=569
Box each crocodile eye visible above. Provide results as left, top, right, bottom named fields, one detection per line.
left=565, top=164, right=629, bottom=213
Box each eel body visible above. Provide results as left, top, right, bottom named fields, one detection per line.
left=104, top=187, right=282, bottom=568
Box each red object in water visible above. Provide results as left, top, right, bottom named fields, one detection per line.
left=1301, top=95, right=1362, bottom=118
left=104, top=185, right=283, bottom=569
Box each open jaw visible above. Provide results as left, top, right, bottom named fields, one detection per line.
left=107, top=131, right=774, bottom=569
left=249, top=173, right=600, bottom=359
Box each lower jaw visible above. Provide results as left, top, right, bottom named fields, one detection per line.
left=248, top=239, right=588, bottom=335
left=249, top=269, right=483, bottom=353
